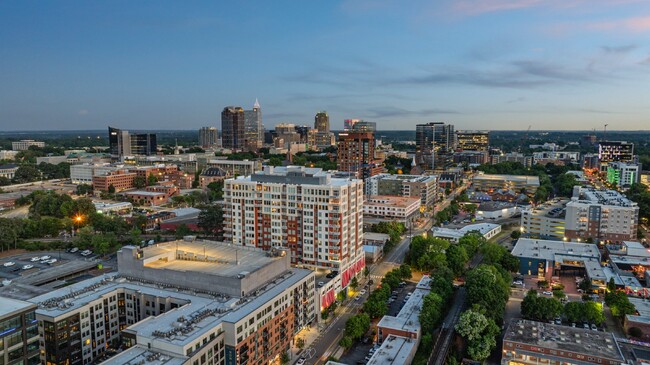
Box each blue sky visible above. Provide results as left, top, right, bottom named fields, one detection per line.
left=1, top=0, right=649, bottom=131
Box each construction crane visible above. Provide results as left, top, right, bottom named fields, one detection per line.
left=604, top=123, right=609, bottom=141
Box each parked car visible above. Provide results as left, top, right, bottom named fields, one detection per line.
left=81, top=250, right=93, bottom=256
left=296, top=358, right=306, bottom=365
left=359, top=289, right=367, bottom=295
left=583, top=323, right=589, bottom=330
left=22, top=264, right=34, bottom=270
left=513, top=280, right=523, bottom=285
left=69, top=247, right=79, bottom=253
left=46, top=259, right=58, bottom=265
left=30, top=257, right=41, bottom=262
left=590, top=324, right=598, bottom=331
left=543, top=291, right=553, bottom=295
left=317, top=281, right=325, bottom=287
left=40, top=255, right=51, bottom=261
left=3, top=262, right=15, bottom=267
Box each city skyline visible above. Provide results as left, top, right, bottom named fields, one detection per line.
left=1, top=1, right=650, bottom=131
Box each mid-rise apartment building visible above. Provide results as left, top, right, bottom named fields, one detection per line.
left=11, top=140, right=45, bottom=151
left=565, top=186, right=639, bottom=242
left=599, top=141, right=634, bottom=171
left=0, top=297, right=39, bottom=365
left=490, top=153, right=533, bottom=168
left=30, top=241, right=315, bottom=365
left=365, top=173, right=437, bottom=208
left=223, top=166, right=365, bottom=280
left=363, top=195, right=421, bottom=221
left=532, top=151, right=581, bottom=165
left=607, top=162, right=640, bottom=187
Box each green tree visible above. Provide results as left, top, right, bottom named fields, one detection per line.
left=344, top=313, right=370, bottom=340
left=133, top=176, right=146, bottom=189
left=419, top=292, right=444, bottom=333
left=465, top=265, right=510, bottom=322
left=605, top=291, right=636, bottom=318
left=446, top=244, right=468, bottom=277
left=12, top=165, right=41, bottom=183
left=206, top=181, right=224, bottom=201
left=399, top=264, right=412, bottom=280
left=607, top=277, right=616, bottom=292
left=510, top=230, right=521, bottom=239
left=175, top=224, right=192, bottom=239
left=198, top=204, right=224, bottom=238
left=455, top=309, right=500, bottom=361
left=147, top=174, right=158, bottom=186
left=339, top=336, right=353, bottom=349
left=350, top=277, right=359, bottom=290
left=108, top=184, right=116, bottom=194
left=363, top=267, right=370, bottom=277
left=76, top=184, right=93, bottom=195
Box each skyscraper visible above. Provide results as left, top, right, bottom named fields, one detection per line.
left=314, top=111, right=329, bottom=132
left=221, top=106, right=245, bottom=150
left=108, top=126, right=157, bottom=159
left=415, top=122, right=455, bottom=170
left=344, top=119, right=360, bottom=131
left=244, top=99, right=263, bottom=151
left=337, top=131, right=383, bottom=180
left=198, top=126, right=218, bottom=148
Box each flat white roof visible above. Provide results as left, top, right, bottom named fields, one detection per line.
left=366, top=335, right=417, bottom=365
left=432, top=223, right=500, bottom=240
left=511, top=238, right=600, bottom=261
left=100, top=347, right=186, bottom=365
left=0, top=297, right=35, bottom=318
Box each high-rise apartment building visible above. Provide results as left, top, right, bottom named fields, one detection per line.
left=11, top=140, right=45, bottom=151
left=244, top=99, right=263, bottom=151
left=337, top=131, right=383, bottom=180
left=598, top=141, right=634, bottom=171
left=221, top=106, right=246, bottom=150
left=199, top=126, right=219, bottom=148
left=224, top=166, right=365, bottom=279
left=314, top=111, right=329, bottom=132
left=108, top=126, right=157, bottom=159
left=456, top=130, right=489, bottom=152
left=415, top=122, right=455, bottom=170
left=565, top=186, right=639, bottom=242
left=0, top=297, right=39, bottom=365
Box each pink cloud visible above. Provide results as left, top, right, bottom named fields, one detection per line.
left=451, top=0, right=646, bottom=17
left=589, top=16, right=650, bottom=32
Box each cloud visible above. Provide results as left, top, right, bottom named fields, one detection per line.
left=588, top=16, right=650, bottom=32
left=507, top=97, right=526, bottom=104
left=640, top=56, right=650, bottom=65
left=78, top=109, right=88, bottom=115
left=601, top=45, right=637, bottom=54
left=451, top=0, right=646, bottom=16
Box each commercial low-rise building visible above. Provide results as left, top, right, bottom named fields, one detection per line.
left=0, top=164, right=19, bottom=179
left=0, top=150, right=20, bottom=160
left=476, top=201, right=520, bottom=219
left=532, top=151, right=580, bottom=165
left=432, top=223, right=501, bottom=242
left=502, top=319, right=624, bottom=365
left=472, top=173, right=540, bottom=196
left=363, top=195, right=421, bottom=221
left=12, top=140, right=44, bottom=151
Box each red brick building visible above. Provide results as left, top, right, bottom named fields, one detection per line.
left=337, top=131, right=383, bottom=179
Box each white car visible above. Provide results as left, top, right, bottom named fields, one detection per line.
left=3, top=262, right=15, bottom=267
left=46, top=259, right=58, bottom=265
left=40, top=255, right=51, bottom=261
left=360, top=289, right=367, bottom=295
left=543, top=291, right=553, bottom=295
left=30, top=257, right=41, bottom=262
left=296, top=358, right=306, bottom=365
left=69, top=247, right=79, bottom=253
left=81, top=250, right=93, bottom=257
left=513, top=280, right=523, bottom=285
left=22, top=264, right=34, bottom=270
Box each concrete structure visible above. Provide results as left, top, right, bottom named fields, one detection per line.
left=365, top=174, right=437, bottom=208
left=363, top=195, right=421, bottom=221
left=198, top=126, right=219, bottom=148
left=0, top=150, right=20, bottom=160
left=205, top=159, right=260, bottom=177
left=0, top=297, right=39, bottom=365
left=490, top=152, right=533, bottom=168
left=565, top=186, right=639, bottom=242
left=532, top=151, right=580, bottom=164
left=366, top=335, right=417, bottom=365
left=415, top=122, right=455, bottom=170
left=502, top=319, right=624, bottom=365
left=337, top=131, right=383, bottom=180
left=431, top=223, right=501, bottom=242
left=520, top=199, right=568, bottom=240
left=472, top=173, right=540, bottom=195
left=243, top=99, right=263, bottom=152
left=11, top=139, right=45, bottom=151
left=607, top=162, right=640, bottom=187
left=30, top=241, right=315, bottom=365
left=224, top=166, right=365, bottom=276
left=0, top=163, right=19, bottom=179
left=221, top=106, right=246, bottom=151
left=476, top=201, right=520, bottom=219
left=511, top=238, right=604, bottom=283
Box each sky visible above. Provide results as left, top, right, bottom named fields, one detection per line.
left=1, top=0, right=649, bottom=132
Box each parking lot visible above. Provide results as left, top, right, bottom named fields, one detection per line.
left=0, top=249, right=100, bottom=284
left=338, top=281, right=417, bottom=365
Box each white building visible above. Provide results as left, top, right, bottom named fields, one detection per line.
left=607, top=162, right=640, bottom=187
left=224, top=166, right=365, bottom=277
left=12, top=140, right=45, bottom=151
left=532, top=151, right=580, bottom=164
left=363, top=195, right=421, bottom=221
left=0, top=164, right=19, bottom=180
left=565, top=186, right=639, bottom=242
left=0, top=150, right=20, bottom=160
left=432, top=223, right=501, bottom=242
left=70, top=164, right=120, bottom=184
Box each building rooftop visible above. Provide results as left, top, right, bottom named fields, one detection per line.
left=170, top=207, right=201, bottom=218
left=366, top=335, right=417, bottom=365
left=365, top=195, right=421, bottom=208
left=370, top=173, right=437, bottom=183
left=511, top=238, right=601, bottom=261
left=571, top=186, right=637, bottom=207
left=477, top=201, right=517, bottom=212
left=524, top=198, right=569, bottom=218
left=363, top=232, right=390, bottom=242
left=233, top=165, right=359, bottom=187
left=100, top=347, right=186, bottom=365
left=432, top=223, right=501, bottom=240
left=504, top=319, right=624, bottom=361
left=377, top=276, right=431, bottom=334
left=124, top=190, right=166, bottom=197
left=473, top=174, right=540, bottom=186
left=0, top=296, right=35, bottom=318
